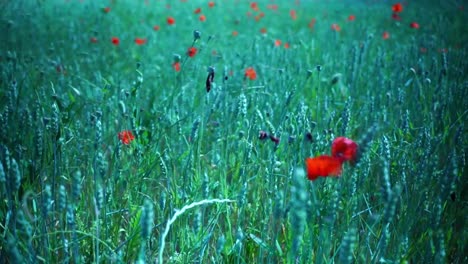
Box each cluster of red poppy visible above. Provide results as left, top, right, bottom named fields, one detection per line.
left=305, top=137, right=358, bottom=181
left=391, top=3, right=419, bottom=29
left=274, top=40, right=290, bottom=49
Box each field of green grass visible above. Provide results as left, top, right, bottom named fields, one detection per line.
left=0, top=0, right=466, bottom=263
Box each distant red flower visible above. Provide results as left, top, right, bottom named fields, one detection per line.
left=331, top=23, right=341, bottom=31
left=382, top=31, right=390, bottom=40
left=199, top=14, right=206, bottom=22
left=290, top=10, right=297, bottom=20
left=438, top=48, right=448, bottom=53
left=232, top=31, right=238, bottom=36
left=208, top=1, right=215, bottom=7
left=111, top=37, right=119, bottom=46
left=420, top=47, right=427, bottom=53
left=308, top=18, right=317, bottom=29
left=173, top=62, right=181, bottom=72
left=135, top=38, right=147, bottom=45
left=167, top=17, right=175, bottom=25
left=284, top=42, right=290, bottom=49
left=260, top=28, right=267, bottom=34
left=305, top=155, right=343, bottom=181
left=331, top=137, right=358, bottom=162
left=194, top=7, right=201, bottom=14
left=392, top=3, right=403, bottom=13
left=103, top=7, right=111, bottom=13
left=348, top=15, right=355, bottom=21
left=118, top=130, right=135, bottom=145
left=267, top=4, right=278, bottom=11
left=409, top=22, right=420, bottom=29
left=245, top=67, right=257, bottom=80
left=187, top=47, right=197, bottom=57
left=391, top=13, right=401, bottom=20
left=250, top=2, right=259, bottom=11
left=90, top=37, right=98, bottom=43
left=153, top=25, right=160, bottom=31
left=275, top=39, right=282, bottom=46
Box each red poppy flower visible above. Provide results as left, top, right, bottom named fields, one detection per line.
left=232, top=31, right=238, bottom=36
left=250, top=2, right=259, bottom=11
left=331, top=23, right=341, bottom=31
left=118, top=130, right=135, bottom=145
left=348, top=15, right=355, bottom=21
left=90, top=37, right=98, bottom=43
left=284, top=43, right=290, bottom=49
left=167, top=17, right=175, bottom=25
left=199, top=14, right=206, bottom=22
left=305, top=155, right=343, bottom=181
left=103, top=7, right=111, bottom=13
left=135, top=38, right=147, bottom=45
left=260, top=28, right=267, bottom=34
left=187, top=47, right=197, bottom=57
left=111, top=37, right=119, bottom=46
left=331, top=137, right=358, bottom=162
left=382, top=31, right=390, bottom=40
left=208, top=1, right=215, bottom=7
left=409, top=22, right=420, bottom=29
left=173, top=62, right=181, bottom=72
left=153, top=25, right=160, bottom=31
left=275, top=39, right=282, bottom=46
left=290, top=10, right=297, bottom=20
left=194, top=7, right=201, bottom=14
left=392, top=3, right=403, bottom=13
left=245, top=67, right=257, bottom=80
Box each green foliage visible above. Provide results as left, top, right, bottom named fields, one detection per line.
left=0, top=0, right=466, bottom=263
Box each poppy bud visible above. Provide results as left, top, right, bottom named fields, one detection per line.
left=306, top=69, right=313, bottom=78
left=173, top=53, right=181, bottom=63
left=316, top=65, right=322, bottom=72
left=193, top=30, right=201, bottom=40
left=330, top=73, right=342, bottom=85
left=259, top=130, right=268, bottom=140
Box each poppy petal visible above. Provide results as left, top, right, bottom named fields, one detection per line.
left=331, top=137, right=358, bottom=162
left=305, top=155, right=343, bottom=181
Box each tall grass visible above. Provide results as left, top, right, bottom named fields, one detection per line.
left=0, top=0, right=466, bottom=263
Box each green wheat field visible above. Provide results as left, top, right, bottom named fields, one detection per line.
left=0, top=0, right=466, bottom=263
